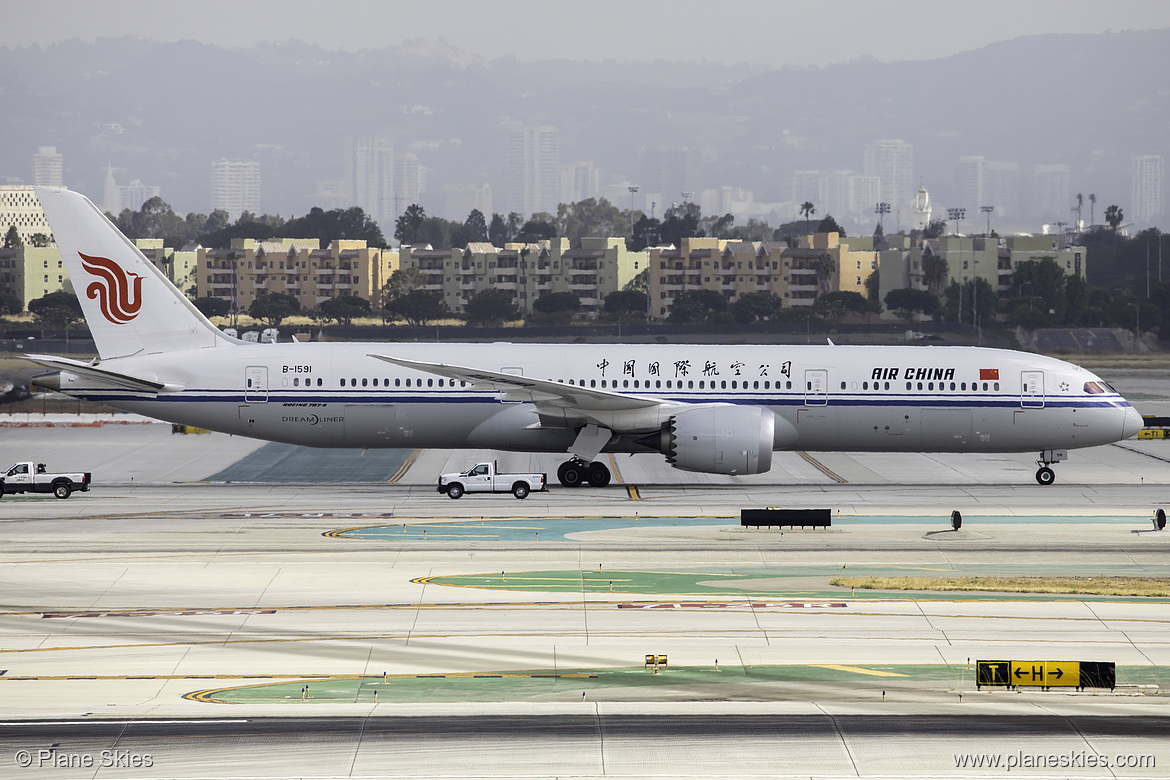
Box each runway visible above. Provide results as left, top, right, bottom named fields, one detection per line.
left=3, top=409, right=1170, bottom=775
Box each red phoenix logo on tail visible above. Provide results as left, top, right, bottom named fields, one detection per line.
left=80, top=252, right=143, bottom=324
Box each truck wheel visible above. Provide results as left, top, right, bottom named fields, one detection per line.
left=512, top=482, right=530, bottom=499
left=53, top=482, right=72, bottom=499
left=446, top=483, right=464, bottom=500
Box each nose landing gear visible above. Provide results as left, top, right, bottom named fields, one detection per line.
left=557, top=458, right=611, bottom=488
left=1034, top=448, right=1068, bottom=485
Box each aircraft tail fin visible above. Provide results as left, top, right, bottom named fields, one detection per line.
left=36, top=187, right=232, bottom=359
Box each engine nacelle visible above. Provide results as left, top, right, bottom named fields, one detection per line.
left=660, top=404, right=775, bottom=475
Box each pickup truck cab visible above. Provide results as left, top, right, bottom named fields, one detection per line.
left=0, top=462, right=91, bottom=499
left=437, top=461, right=548, bottom=500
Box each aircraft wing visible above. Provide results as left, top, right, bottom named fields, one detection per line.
left=368, top=353, right=678, bottom=413
left=26, top=355, right=184, bottom=394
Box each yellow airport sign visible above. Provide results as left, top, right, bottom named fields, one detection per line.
left=1008, top=660, right=1080, bottom=688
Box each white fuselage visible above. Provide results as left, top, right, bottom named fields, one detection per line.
left=53, top=341, right=1141, bottom=456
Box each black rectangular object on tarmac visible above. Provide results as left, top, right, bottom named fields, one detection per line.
left=1079, top=661, right=1116, bottom=690
left=976, top=660, right=1012, bottom=688
left=741, top=509, right=831, bottom=528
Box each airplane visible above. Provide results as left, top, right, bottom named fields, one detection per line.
left=30, top=187, right=1143, bottom=488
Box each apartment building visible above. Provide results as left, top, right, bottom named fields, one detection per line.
left=0, top=246, right=69, bottom=308
left=198, top=239, right=396, bottom=312
left=646, top=233, right=876, bottom=320
left=400, top=237, right=645, bottom=318
left=135, top=239, right=199, bottom=295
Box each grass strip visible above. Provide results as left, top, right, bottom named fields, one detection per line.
left=830, top=575, right=1170, bottom=597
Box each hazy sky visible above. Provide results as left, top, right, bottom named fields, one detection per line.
left=7, top=0, right=1170, bottom=67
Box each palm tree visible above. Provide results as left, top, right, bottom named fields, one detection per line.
left=1075, top=193, right=1084, bottom=229
left=1089, top=193, right=1097, bottom=226
left=812, top=252, right=836, bottom=295
left=800, top=201, right=816, bottom=233
left=1104, top=205, right=1124, bottom=233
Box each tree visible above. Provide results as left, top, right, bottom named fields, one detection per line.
left=1012, top=258, right=1067, bottom=321
left=385, top=289, right=449, bottom=326
left=0, top=289, right=23, bottom=316
left=943, top=278, right=997, bottom=325
left=464, top=209, right=488, bottom=242
left=668, top=288, right=726, bottom=323
left=730, top=291, right=782, bottom=323
left=556, top=198, right=624, bottom=244
left=884, top=288, right=939, bottom=322
left=814, top=290, right=880, bottom=321
left=27, top=290, right=83, bottom=328
left=279, top=206, right=383, bottom=247
left=248, top=292, right=300, bottom=327
left=812, top=252, right=836, bottom=294
left=629, top=214, right=661, bottom=251
left=922, top=219, right=947, bottom=239
left=516, top=215, right=557, bottom=243
left=394, top=204, right=427, bottom=245
left=1105, top=204, right=1124, bottom=233
left=29, top=233, right=51, bottom=247
left=864, top=268, right=880, bottom=301
left=659, top=202, right=703, bottom=247
left=922, top=253, right=949, bottom=298
left=4, top=225, right=22, bottom=249
left=488, top=213, right=510, bottom=246
left=529, top=291, right=580, bottom=324
left=799, top=201, right=816, bottom=232
left=815, top=214, right=846, bottom=237
left=192, top=296, right=231, bottom=318
left=463, top=287, right=520, bottom=325
left=603, top=289, right=647, bottom=322
left=316, top=295, right=371, bottom=326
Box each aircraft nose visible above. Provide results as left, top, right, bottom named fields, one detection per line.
left=1122, top=405, right=1144, bottom=439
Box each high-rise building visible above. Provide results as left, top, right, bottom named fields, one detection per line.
left=640, top=147, right=701, bottom=211
left=507, top=126, right=559, bottom=217
left=954, top=156, right=1020, bottom=220
left=1032, top=164, right=1070, bottom=222
left=103, top=165, right=160, bottom=214
left=210, top=159, right=261, bottom=221
left=396, top=152, right=425, bottom=212
left=33, top=146, right=63, bottom=187
left=561, top=161, right=601, bottom=204
left=863, top=139, right=914, bottom=220
left=345, top=137, right=395, bottom=226
left=1132, top=154, right=1164, bottom=224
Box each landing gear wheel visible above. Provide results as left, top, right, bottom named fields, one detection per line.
left=446, top=483, right=464, bottom=500
left=587, top=461, right=611, bottom=488
left=53, top=482, right=72, bottom=499
left=1035, top=467, right=1055, bottom=486
left=512, top=482, right=530, bottom=499
left=557, top=459, right=587, bottom=488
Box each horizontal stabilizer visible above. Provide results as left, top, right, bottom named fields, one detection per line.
left=27, top=355, right=183, bottom=394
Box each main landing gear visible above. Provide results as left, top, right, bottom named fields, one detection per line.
left=557, top=458, right=611, bottom=488
left=1034, top=448, right=1068, bottom=486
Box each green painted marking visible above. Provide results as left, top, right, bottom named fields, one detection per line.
left=188, top=664, right=1170, bottom=704
left=418, top=566, right=1170, bottom=602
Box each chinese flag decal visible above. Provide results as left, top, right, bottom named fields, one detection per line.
left=979, top=368, right=999, bottom=381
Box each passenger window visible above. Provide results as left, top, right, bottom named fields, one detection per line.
left=928, top=382, right=934, bottom=390
left=840, top=381, right=846, bottom=390
left=406, top=378, right=412, bottom=387
left=753, top=381, right=759, bottom=389
left=688, top=380, right=694, bottom=389
left=950, top=382, right=956, bottom=390
left=699, top=381, right=705, bottom=389
left=293, top=377, right=299, bottom=387
left=994, top=382, right=999, bottom=391
left=591, top=380, right=596, bottom=388
left=983, top=382, right=988, bottom=391
left=883, top=381, right=889, bottom=390
left=428, top=379, right=433, bottom=387
left=362, top=378, right=368, bottom=387
left=623, top=380, right=629, bottom=388
left=906, top=382, right=912, bottom=391
left=918, top=382, right=923, bottom=390
left=395, top=378, right=401, bottom=387
left=961, top=382, right=966, bottom=390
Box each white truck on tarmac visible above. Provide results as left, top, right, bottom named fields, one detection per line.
left=0, top=462, right=91, bottom=499
left=437, top=461, right=548, bottom=500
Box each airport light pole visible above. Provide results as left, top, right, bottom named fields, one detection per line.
left=947, top=207, right=965, bottom=327
left=875, top=202, right=890, bottom=232
left=980, top=205, right=994, bottom=236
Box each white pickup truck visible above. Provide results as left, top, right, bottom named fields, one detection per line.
left=437, top=461, right=548, bottom=500
left=0, top=461, right=91, bottom=499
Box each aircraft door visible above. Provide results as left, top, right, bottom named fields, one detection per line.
left=1021, top=370, right=1044, bottom=409
left=245, top=366, right=269, bottom=402
left=804, top=369, right=828, bottom=406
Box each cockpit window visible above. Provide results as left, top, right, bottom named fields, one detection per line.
left=1083, top=381, right=1106, bottom=394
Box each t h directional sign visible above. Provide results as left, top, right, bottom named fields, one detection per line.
left=1009, top=660, right=1081, bottom=687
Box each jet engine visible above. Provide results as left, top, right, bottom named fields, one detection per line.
left=638, top=405, right=775, bottom=475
